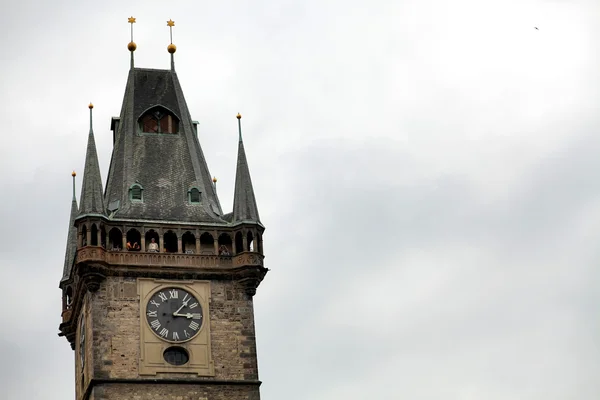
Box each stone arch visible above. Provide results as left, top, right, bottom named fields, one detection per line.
left=256, top=232, right=263, bottom=254
left=235, top=232, right=243, bottom=254
left=182, top=231, right=196, bottom=253
left=163, top=230, right=178, bottom=253
left=218, top=233, right=232, bottom=256
left=108, top=227, right=123, bottom=251
left=65, top=286, right=73, bottom=309
left=81, top=225, right=88, bottom=247
left=247, top=231, right=254, bottom=252
left=91, top=223, right=99, bottom=246
left=126, top=228, right=141, bottom=251
left=145, top=229, right=159, bottom=252
left=200, top=232, right=214, bottom=254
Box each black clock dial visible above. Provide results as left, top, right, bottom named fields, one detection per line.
left=145, top=287, right=203, bottom=343
left=79, top=316, right=85, bottom=368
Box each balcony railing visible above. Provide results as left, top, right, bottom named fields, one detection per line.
left=75, top=246, right=263, bottom=268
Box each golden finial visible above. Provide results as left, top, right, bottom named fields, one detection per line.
left=167, top=19, right=176, bottom=54
left=236, top=113, right=242, bottom=119
left=128, top=16, right=137, bottom=52
left=72, top=171, right=77, bottom=177
left=88, top=103, right=94, bottom=109
left=212, top=176, right=217, bottom=183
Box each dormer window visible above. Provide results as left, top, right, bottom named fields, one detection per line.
left=139, top=107, right=179, bottom=134
left=189, top=188, right=201, bottom=203
left=130, top=184, right=144, bottom=202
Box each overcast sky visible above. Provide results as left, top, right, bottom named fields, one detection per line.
left=1, top=0, right=599, bottom=399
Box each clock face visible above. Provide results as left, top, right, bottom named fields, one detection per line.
left=79, top=316, right=85, bottom=367
left=145, top=287, right=204, bottom=343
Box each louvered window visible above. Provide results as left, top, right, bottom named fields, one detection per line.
left=130, top=184, right=143, bottom=201
left=189, top=188, right=201, bottom=203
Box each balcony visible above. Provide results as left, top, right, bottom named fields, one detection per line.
left=75, top=246, right=263, bottom=269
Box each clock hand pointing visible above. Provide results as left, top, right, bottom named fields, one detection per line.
left=172, top=304, right=185, bottom=316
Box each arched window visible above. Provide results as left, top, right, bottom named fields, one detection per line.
left=138, top=107, right=179, bottom=134
left=182, top=231, right=196, bottom=254
left=200, top=232, right=214, bottom=255
left=126, top=229, right=142, bottom=251
left=91, top=224, right=98, bottom=246
left=188, top=188, right=201, bottom=203
left=130, top=184, right=143, bottom=202
left=109, top=228, right=123, bottom=251
left=164, top=230, right=178, bottom=253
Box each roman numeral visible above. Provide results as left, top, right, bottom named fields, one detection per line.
left=184, top=330, right=190, bottom=338
left=189, top=321, right=200, bottom=331
left=147, top=310, right=157, bottom=317
left=159, top=328, right=169, bottom=338
left=150, top=320, right=161, bottom=330
left=191, top=313, right=202, bottom=319
left=172, top=332, right=180, bottom=341
left=158, top=292, right=168, bottom=302
left=169, top=289, right=178, bottom=299
left=150, top=300, right=160, bottom=308
left=189, top=302, right=199, bottom=309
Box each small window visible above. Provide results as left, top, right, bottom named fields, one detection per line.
left=189, top=188, right=201, bottom=203
left=138, top=107, right=179, bottom=134
left=130, top=184, right=143, bottom=202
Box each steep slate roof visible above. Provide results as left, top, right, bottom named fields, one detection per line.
left=104, top=68, right=224, bottom=223
left=77, top=108, right=106, bottom=218
left=61, top=178, right=78, bottom=284
left=232, top=118, right=260, bottom=223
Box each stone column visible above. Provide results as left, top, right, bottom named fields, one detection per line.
left=242, top=232, right=248, bottom=252
left=195, top=230, right=201, bottom=254
left=96, top=227, right=102, bottom=247
left=159, top=230, right=164, bottom=253
left=141, top=229, right=146, bottom=252
left=177, top=230, right=182, bottom=253
left=77, top=230, right=83, bottom=248
left=232, top=236, right=237, bottom=254
left=86, top=227, right=92, bottom=248
left=213, top=232, right=219, bottom=255
left=122, top=229, right=127, bottom=251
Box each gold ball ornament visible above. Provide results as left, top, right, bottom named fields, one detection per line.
left=236, top=113, right=242, bottom=119
left=167, top=43, right=177, bottom=54
left=88, top=103, right=94, bottom=109
left=72, top=171, right=77, bottom=177
left=128, top=41, right=137, bottom=51
left=212, top=177, right=218, bottom=183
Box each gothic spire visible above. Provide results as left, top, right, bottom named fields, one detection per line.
left=61, top=171, right=79, bottom=283
left=77, top=103, right=106, bottom=218
left=232, top=114, right=260, bottom=223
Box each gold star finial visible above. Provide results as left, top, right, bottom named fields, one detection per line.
left=128, top=16, right=136, bottom=24
left=167, top=19, right=175, bottom=27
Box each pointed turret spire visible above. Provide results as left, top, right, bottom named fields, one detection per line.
left=61, top=171, right=79, bottom=283
left=77, top=103, right=106, bottom=218
left=232, top=113, right=260, bottom=222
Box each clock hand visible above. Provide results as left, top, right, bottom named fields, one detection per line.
left=172, top=304, right=185, bottom=316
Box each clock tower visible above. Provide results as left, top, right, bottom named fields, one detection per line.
left=58, top=19, right=267, bottom=400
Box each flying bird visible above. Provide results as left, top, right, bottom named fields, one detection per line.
left=534, top=27, right=539, bottom=30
